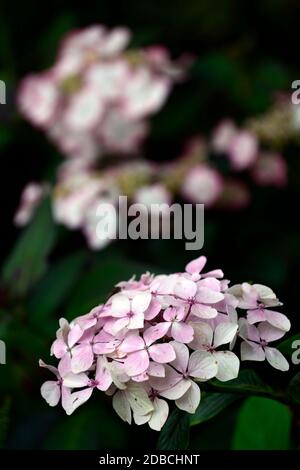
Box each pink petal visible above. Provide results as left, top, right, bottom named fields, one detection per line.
left=144, top=298, right=162, bottom=320
left=196, top=287, right=224, bottom=304
left=63, top=372, right=89, bottom=388
left=191, top=304, right=218, bottom=318
left=128, top=311, right=144, bottom=330
left=265, top=310, right=291, bottom=332
left=175, top=381, right=200, bottom=414
left=148, top=362, right=165, bottom=377
left=185, top=256, right=207, bottom=275
left=247, top=309, right=267, bottom=324
left=258, top=322, right=286, bottom=342
left=95, top=356, right=113, bottom=391
left=149, top=364, right=181, bottom=391
left=169, top=341, right=189, bottom=372
left=163, top=307, right=177, bottom=322
left=124, top=350, right=149, bottom=376
left=240, top=341, right=265, bottom=362
left=143, top=323, right=170, bottom=346
left=120, top=332, right=144, bottom=354
left=40, top=381, right=61, bottom=407
left=174, top=278, right=197, bottom=300
left=71, top=344, right=94, bottom=374
left=149, top=343, right=176, bottom=364
left=132, top=292, right=152, bottom=314
left=58, top=354, right=72, bottom=377
left=68, top=324, right=84, bottom=348
left=51, top=338, right=67, bottom=359
left=171, top=322, right=194, bottom=343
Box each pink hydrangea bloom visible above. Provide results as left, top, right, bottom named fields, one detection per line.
left=181, top=164, right=223, bottom=206
left=18, top=25, right=187, bottom=159
left=41, top=256, right=291, bottom=431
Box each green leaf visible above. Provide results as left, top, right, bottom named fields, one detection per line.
left=190, top=392, right=241, bottom=426
left=28, top=251, right=87, bottom=328
left=2, top=198, right=57, bottom=297
left=210, top=369, right=273, bottom=396
left=157, top=408, right=190, bottom=450
left=286, top=372, right=300, bottom=405
left=0, top=398, right=11, bottom=448
left=278, top=333, right=300, bottom=357
left=232, top=397, right=292, bottom=450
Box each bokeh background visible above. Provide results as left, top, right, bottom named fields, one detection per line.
left=0, top=0, right=300, bottom=450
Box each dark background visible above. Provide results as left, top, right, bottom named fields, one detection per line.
left=0, top=0, right=300, bottom=450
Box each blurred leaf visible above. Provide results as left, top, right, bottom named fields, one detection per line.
left=0, top=398, right=10, bottom=448
left=190, top=392, right=241, bottom=426
left=29, top=251, right=87, bottom=328
left=286, top=372, right=300, bottom=405
left=157, top=408, right=190, bottom=450
left=232, top=397, right=292, bottom=450
left=211, top=369, right=273, bottom=395
left=44, top=404, right=129, bottom=450
left=278, top=333, right=300, bottom=356
left=2, top=198, right=57, bottom=297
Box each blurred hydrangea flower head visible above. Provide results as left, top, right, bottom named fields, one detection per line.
left=18, top=25, right=187, bottom=161
left=40, top=256, right=291, bottom=431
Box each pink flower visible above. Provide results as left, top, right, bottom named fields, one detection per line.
left=171, top=276, right=224, bottom=319
left=229, top=283, right=291, bottom=332
left=239, top=319, right=289, bottom=371
left=189, top=322, right=240, bottom=381
left=181, top=164, right=223, bottom=206
left=101, top=292, right=152, bottom=335
left=162, top=306, right=194, bottom=343
left=149, top=342, right=218, bottom=413
left=120, top=326, right=176, bottom=376
left=18, top=74, right=58, bottom=128
left=41, top=255, right=291, bottom=429
left=227, top=130, right=258, bottom=171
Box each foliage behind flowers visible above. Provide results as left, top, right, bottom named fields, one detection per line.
left=41, top=256, right=291, bottom=431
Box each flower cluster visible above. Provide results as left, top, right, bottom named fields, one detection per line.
left=40, top=256, right=291, bottom=431
left=162, top=118, right=288, bottom=210
left=18, top=25, right=187, bottom=161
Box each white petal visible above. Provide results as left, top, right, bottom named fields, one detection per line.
left=159, top=378, right=191, bottom=400
left=148, top=398, right=169, bottom=431
left=63, top=372, right=89, bottom=388
left=240, top=341, right=265, bottom=362
left=189, top=322, right=213, bottom=350
left=213, top=322, right=238, bottom=348
left=265, top=347, right=289, bottom=371
left=125, top=382, right=154, bottom=415
left=40, top=381, right=60, bottom=407
left=175, top=381, right=200, bottom=414
left=214, top=351, right=240, bottom=382
left=113, top=391, right=132, bottom=424
left=188, top=351, right=218, bottom=380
